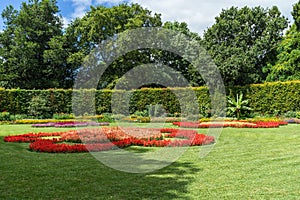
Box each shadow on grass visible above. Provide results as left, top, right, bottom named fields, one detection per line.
left=0, top=138, right=202, bottom=199
left=93, top=159, right=202, bottom=199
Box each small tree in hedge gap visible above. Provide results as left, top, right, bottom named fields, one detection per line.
left=227, top=91, right=252, bottom=119
left=147, top=104, right=166, bottom=118
left=28, top=95, right=52, bottom=119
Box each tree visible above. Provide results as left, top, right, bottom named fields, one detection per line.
left=202, top=6, right=288, bottom=86
left=292, top=0, right=300, bottom=31
left=44, top=19, right=83, bottom=88
left=265, top=1, right=300, bottom=81
left=0, top=0, right=63, bottom=89
left=0, top=5, right=18, bottom=86
left=158, top=21, right=205, bottom=87
left=68, top=3, right=163, bottom=89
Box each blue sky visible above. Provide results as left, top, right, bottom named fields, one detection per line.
left=0, top=0, right=298, bottom=35
left=0, top=0, right=128, bottom=28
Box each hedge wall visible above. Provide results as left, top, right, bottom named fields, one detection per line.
left=0, top=81, right=300, bottom=117
left=238, top=81, right=300, bottom=114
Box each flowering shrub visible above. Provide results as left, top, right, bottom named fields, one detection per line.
left=4, top=127, right=214, bottom=153
left=173, top=120, right=288, bottom=128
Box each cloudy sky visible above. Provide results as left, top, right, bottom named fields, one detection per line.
left=0, top=0, right=298, bottom=35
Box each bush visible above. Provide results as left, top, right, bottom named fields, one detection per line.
left=28, top=95, right=52, bottom=119
left=296, top=112, right=300, bottom=119
left=53, top=113, right=75, bottom=120
left=284, top=111, right=298, bottom=118
left=97, top=113, right=115, bottom=123
left=0, top=112, right=11, bottom=121
left=147, top=104, right=166, bottom=117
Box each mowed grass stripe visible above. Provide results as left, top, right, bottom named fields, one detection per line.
left=0, top=124, right=299, bottom=199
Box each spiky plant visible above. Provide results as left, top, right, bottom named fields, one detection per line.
left=227, top=92, right=252, bottom=119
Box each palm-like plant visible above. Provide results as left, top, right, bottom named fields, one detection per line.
left=227, top=92, right=252, bottom=119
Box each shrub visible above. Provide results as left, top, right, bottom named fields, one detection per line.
left=147, top=104, right=166, bottom=117
left=0, top=111, right=11, bottom=121
left=97, top=113, right=115, bottom=123
left=53, top=113, right=75, bottom=120
left=28, top=95, right=52, bottom=119
left=284, top=111, right=298, bottom=118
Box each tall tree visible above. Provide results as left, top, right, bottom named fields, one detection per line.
left=0, top=0, right=63, bottom=89
left=0, top=5, right=18, bottom=86
left=292, top=0, right=300, bottom=31
left=156, top=21, right=204, bottom=87
left=44, top=19, right=83, bottom=88
left=265, top=1, right=300, bottom=81
left=69, top=3, right=163, bottom=89
left=202, top=6, right=288, bottom=86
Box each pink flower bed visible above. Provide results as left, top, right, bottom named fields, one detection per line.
left=173, top=121, right=288, bottom=128
left=31, top=122, right=109, bottom=128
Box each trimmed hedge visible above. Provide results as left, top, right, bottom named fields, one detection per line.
left=0, top=81, right=300, bottom=117
left=237, top=81, right=300, bottom=114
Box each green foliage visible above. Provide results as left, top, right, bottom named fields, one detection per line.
left=53, top=113, right=75, bottom=120
left=133, top=110, right=149, bottom=118
left=68, top=3, right=163, bottom=89
left=237, top=81, right=300, bottom=115
left=0, top=112, right=11, bottom=121
left=282, top=110, right=300, bottom=119
left=0, top=0, right=64, bottom=89
left=227, top=91, right=252, bottom=119
left=1, top=81, right=300, bottom=117
left=0, top=2, right=298, bottom=90
left=97, top=113, right=115, bottom=123
left=292, top=0, right=300, bottom=31
left=147, top=104, right=166, bottom=117
left=203, top=6, right=288, bottom=86
left=28, top=95, right=51, bottom=119
left=265, top=2, right=300, bottom=82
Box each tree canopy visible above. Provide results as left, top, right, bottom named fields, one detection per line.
left=0, top=1, right=299, bottom=89
left=265, top=1, right=300, bottom=81
left=202, top=6, right=288, bottom=86
left=0, top=0, right=63, bottom=89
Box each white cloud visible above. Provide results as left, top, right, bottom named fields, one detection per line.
left=65, top=0, right=298, bottom=34
left=61, top=16, right=71, bottom=29
left=70, top=0, right=93, bottom=18
left=95, top=0, right=126, bottom=4
left=131, top=0, right=298, bottom=35
left=68, top=0, right=125, bottom=19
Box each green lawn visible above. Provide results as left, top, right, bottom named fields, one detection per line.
left=0, top=124, right=300, bottom=199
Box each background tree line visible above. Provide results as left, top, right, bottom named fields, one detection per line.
left=0, top=0, right=299, bottom=89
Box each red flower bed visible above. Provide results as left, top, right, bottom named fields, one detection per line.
left=4, top=132, right=62, bottom=143
left=29, top=140, right=115, bottom=153
left=4, top=127, right=214, bottom=153
left=60, top=127, right=164, bottom=143
left=173, top=121, right=288, bottom=128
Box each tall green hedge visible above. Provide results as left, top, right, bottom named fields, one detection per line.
left=0, top=81, right=300, bottom=117
left=242, top=81, right=300, bottom=114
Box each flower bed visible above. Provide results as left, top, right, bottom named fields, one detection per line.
left=31, top=122, right=110, bottom=128
left=284, top=118, right=300, bottom=124
left=173, top=120, right=288, bottom=128
left=4, top=127, right=214, bottom=153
